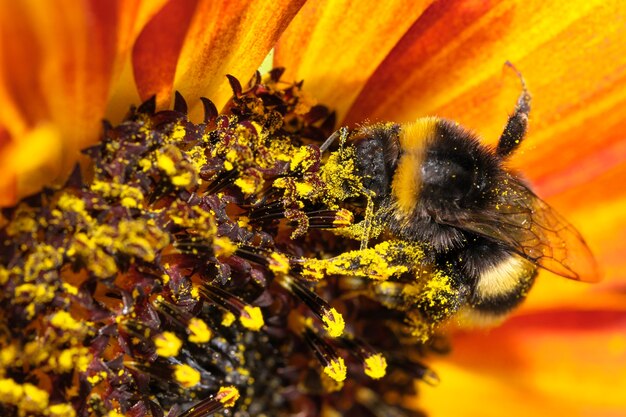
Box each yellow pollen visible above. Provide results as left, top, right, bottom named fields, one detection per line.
left=364, top=353, right=387, bottom=379
left=21, top=383, right=49, bottom=412
left=234, top=176, right=259, bottom=194
left=323, top=357, right=347, bottom=382
left=240, top=306, right=264, bottom=331
left=216, top=386, right=240, bottom=407
left=322, top=308, right=345, bottom=338
left=214, top=236, right=237, bottom=257
left=333, top=209, right=354, bottom=227
left=268, top=252, right=290, bottom=275
left=289, top=146, right=310, bottom=171
left=87, top=371, right=107, bottom=386
left=49, top=403, right=77, bottom=417
left=49, top=311, right=82, bottom=331
left=0, top=378, right=23, bottom=405
left=188, top=318, right=212, bottom=344
left=156, top=153, right=176, bottom=175
left=0, top=344, right=17, bottom=367
left=295, top=181, right=314, bottom=197
left=154, top=332, right=182, bottom=357
left=221, top=311, right=236, bottom=326
left=173, top=364, right=201, bottom=388
left=62, top=282, right=78, bottom=295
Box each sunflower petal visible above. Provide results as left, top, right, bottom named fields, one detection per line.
left=0, top=0, right=168, bottom=205
left=418, top=311, right=626, bottom=417
left=275, top=0, right=434, bottom=121
left=0, top=124, right=62, bottom=203
left=131, top=0, right=199, bottom=112
left=167, top=0, right=306, bottom=122
left=345, top=0, right=626, bottom=142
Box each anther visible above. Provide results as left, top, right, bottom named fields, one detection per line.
left=303, top=326, right=347, bottom=382
left=177, top=386, right=240, bottom=417
left=279, top=276, right=345, bottom=337
left=340, top=337, right=387, bottom=380
left=199, top=285, right=264, bottom=331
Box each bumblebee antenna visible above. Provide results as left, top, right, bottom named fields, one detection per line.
left=505, top=61, right=528, bottom=91
left=497, top=61, right=532, bottom=158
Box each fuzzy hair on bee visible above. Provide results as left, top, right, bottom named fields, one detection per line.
left=341, top=68, right=599, bottom=327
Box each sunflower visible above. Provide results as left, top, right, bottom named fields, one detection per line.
left=1, top=1, right=626, bottom=417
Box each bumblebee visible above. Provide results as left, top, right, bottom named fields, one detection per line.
left=342, top=75, right=599, bottom=327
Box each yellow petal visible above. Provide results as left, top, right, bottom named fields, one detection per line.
left=106, top=0, right=170, bottom=123
left=0, top=0, right=167, bottom=204
left=275, top=0, right=434, bottom=121
left=345, top=1, right=626, bottom=135
left=418, top=311, right=626, bottom=416
left=127, top=0, right=199, bottom=112
left=171, top=0, right=306, bottom=121
left=0, top=124, right=62, bottom=202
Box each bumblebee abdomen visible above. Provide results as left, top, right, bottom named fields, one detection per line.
left=457, top=254, right=537, bottom=327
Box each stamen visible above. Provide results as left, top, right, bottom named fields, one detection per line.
left=119, top=319, right=156, bottom=343
left=303, top=327, right=347, bottom=382
left=280, top=276, right=345, bottom=337
left=152, top=296, right=213, bottom=344
left=177, top=386, right=240, bottom=417
left=248, top=197, right=352, bottom=230
left=234, top=246, right=271, bottom=266
left=340, top=337, right=387, bottom=380
left=187, top=318, right=212, bottom=344
left=268, top=252, right=290, bottom=275
left=125, top=361, right=201, bottom=388
left=205, top=169, right=238, bottom=194
left=304, top=209, right=354, bottom=229
left=153, top=295, right=190, bottom=325
left=173, top=364, right=201, bottom=388
left=154, top=332, right=182, bottom=357
left=391, top=358, right=440, bottom=386
left=247, top=200, right=286, bottom=224
left=199, top=285, right=264, bottom=331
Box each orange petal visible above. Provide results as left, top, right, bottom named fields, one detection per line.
left=131, top=0, right=199, bottom=111
left=275, top=0, right=434, bottom=121
left=345, top=0, right=626, bottom=137
left=418, top=311, right=626, bottom=417
left=0, top=124, right=62, bottom=199
left=0, top=0, right=167, bottom=205
left=167, top=0, right=306, bottom=121
left=105, top=0, right=170, bottom=123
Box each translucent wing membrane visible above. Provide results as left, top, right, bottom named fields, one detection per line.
left=450, top=174, right=600, bottom=282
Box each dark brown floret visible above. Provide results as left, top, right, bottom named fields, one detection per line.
left=0, top=70, right=442, bottom=417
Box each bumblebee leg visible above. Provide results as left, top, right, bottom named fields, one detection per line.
left=320, top=126, right=349, bottom=152
left=496, top=62, right=531, bottom=158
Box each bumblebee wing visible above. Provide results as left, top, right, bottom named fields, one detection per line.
left=451, top=175, right=600, bottom=282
